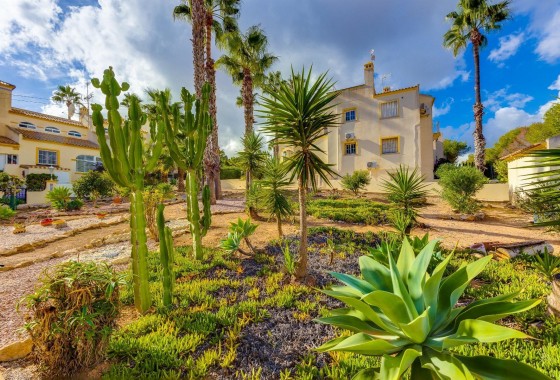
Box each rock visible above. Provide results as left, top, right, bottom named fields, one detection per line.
left=0, top=338, right=32, bottom=362
left=548, top=278, right=560, bottom=319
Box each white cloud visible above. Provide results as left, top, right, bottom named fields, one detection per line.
left=549, top=75, right=560, bottom=91
left=433, top=97, right=454, bottom=118
left=488, top=33, right=524, bottom=65
left=484, top=88, right=534, bottom=112
left=535, top=10, right=560, bottom=63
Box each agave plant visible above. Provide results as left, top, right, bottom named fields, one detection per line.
left=316, top=238, right=550, bottom=379
left=220, top=218, right=258, bottom=255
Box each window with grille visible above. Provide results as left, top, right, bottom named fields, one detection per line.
left=381, top=137, right=399, bottom=154
left=345, top=109, right=356, bottom=122
left=45, top=126, right=60, bottom=134
left=68, top=130, right=82, bottom=137
left=345, top=143, right=357, bottom=155
left=7, top=154, right=18, bottom=164
left=19, top=121, right=36, bottom=129
left=76, top=155, right=102, bottom=172
left=380, top=100, right=398, bottom=118
left=38, top=150, right=58, bottom=165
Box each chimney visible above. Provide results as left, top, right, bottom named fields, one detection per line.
left=79, top=106, right=93, bottom=130
left=363, top=62, right=374, bottom=90
left=0, top=80, right=15, bottom=117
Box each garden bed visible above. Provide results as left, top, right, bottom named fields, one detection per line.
left=307, top=198, right=389, bottom=225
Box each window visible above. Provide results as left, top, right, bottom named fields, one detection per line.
left=380, top=100, right=399, bottom=119
left=45, top=126, right=60, bottom=134
left=345, top=142, right=357, bottom=155
left=68, top=130, right=82, bottom=137
left=344, top=109, right=356, bottom=122
left=381, top=137, right=399, bottom=154
left=38, top=149, right=58, bottom=165
left=7, top=154, right=18, bottom=164
left=18, top=121, right=36, bottom=129
left=76, top=155, right=102, bottom=172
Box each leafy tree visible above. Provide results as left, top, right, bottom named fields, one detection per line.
left=238, top=131, right=268, bottom=219
left=72, top=170, right=115, bottom=206
left=341, top=170, right=371, bottom=196
left=443, top=139, right=469, bottom=163
left=260, top=67, right=339, bottom=280
left=51, top=85, right=82, bottom=119
left=444, top=0, right=510, bottom=172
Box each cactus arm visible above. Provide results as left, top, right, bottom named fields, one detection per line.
left=187, top=170, right=203, bottom=260
left=145, top=122, right=163, bottom=172
left=132, top=187, right=151, bottom=313
left=157, top=203, right=174, bottom=308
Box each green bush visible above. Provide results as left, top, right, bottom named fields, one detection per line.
left=220, top=166, right=243, bottom=180
left=0, top=204, right=16, bottom=220
left=26, top=173, right=57, bottom=191
left=20, top=261, right=123, bottom=378
left=341, top=170, right=371, bottom=195
left=436, top=163, right=488, bottom=213
left=66, top=199, right=84, bottom=211
left=46, top=187, right=82, bottom=211
left=72, top=170, right=115, bottom=205
left=307, top=198, right=389, bottom=225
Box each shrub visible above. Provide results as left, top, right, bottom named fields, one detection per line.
left=316, top=238, right=547, bottom=379
left=72, top=170, right=115, bottom=205
left=46, top=187, right=72, bottom=210
left=307, top=199, right=389, bottom=225
left=25, top=173, right=56, bottom=191
left=220, top=166, right=243, bottom=180
left=381, top=165, right=428, bottom=233
left=66, top=199, right=83, bottom=211
left=0, top=204, right=16, bottom=220
left=20, top=261, right=122, bottom=378
left=341, top=170, right=371, bottom=195
left=436, top=163, right=488, bottom=214
left=0, top=172, right=23, bottom=194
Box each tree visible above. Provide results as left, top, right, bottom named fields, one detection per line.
left=341, top=170, right=371, bottom=196
left=444, top=0, right=510, bottom=172
left=51, top=85, right=82, bottom=119
left=259, top=158, right=293, bottom=237
left=443, top=139, right=469, bottom=163
left=260, top=67, right=339, bottom=280
left=174, top=0, right=240, bottom=204
left=238, top=131, right=268, bottom=219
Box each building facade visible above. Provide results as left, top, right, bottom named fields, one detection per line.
left=0, top=80, right=101, bottom=186
left=280, top=61, right=438, bottom=191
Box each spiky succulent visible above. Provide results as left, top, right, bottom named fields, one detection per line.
left=316, top=239, right=550, bottom=380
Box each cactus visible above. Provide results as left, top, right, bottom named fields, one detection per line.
left=156, top=203, right=174, bottom=308
left=157, top=84, right=212, bottom=260
left=91, top=67, right=163, bottom=314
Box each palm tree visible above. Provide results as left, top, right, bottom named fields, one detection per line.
left=259, top=158, right=293, bottom=237
left=260, top=67, right=339, bottom=280
left=216, top=25, right=277, bottom=136
left=174, top=0, right=240, bottom=204
left=51, top=85, right=82, bottom=119
left=238, top=131, right=268, bottom=219
left=443, top=0, right=510, bottom=172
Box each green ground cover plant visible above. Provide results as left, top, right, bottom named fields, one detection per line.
left=307, top=198, right=389, bottom=225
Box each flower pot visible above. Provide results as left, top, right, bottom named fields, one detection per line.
left=13, top=225, right=26, bottom=234
left=112, top=196, right=122, bottom=204
left=40, top=218, right=54, bottom=227
left=96, top=213, right=107, bottom=219
left=53, top=220, right=67, bottom=229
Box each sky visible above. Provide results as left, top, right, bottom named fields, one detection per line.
left=0, top=0, right=559, bottom=156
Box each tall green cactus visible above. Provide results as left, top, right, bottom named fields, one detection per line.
left=156, top=203, right=174, bottom=308
left=157, top=84, right=212, bottom=260
left=91, top=67, right=163, bottom=314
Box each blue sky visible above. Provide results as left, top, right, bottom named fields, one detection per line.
left=0, top=0, right=559, bottom=155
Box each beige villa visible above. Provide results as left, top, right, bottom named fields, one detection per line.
left=0, top=80, right=101, bottom=200
left=279, top=61, right=439, bottom=191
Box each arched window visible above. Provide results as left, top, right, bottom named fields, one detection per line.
left=45, top=126, right=60, bottom=134
left=76, top=155, right=102, bottom=172
left=68, top=130, right=82, bottom=137
left=18, top=121, right=36, bottom=129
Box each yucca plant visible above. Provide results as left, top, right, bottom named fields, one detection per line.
left=533, top=248, right=560, bottom=281
left=259, top=158, right=293, bottom=237
left=316, top=238, right=550, bottom=379
left=381, top=165, right=428, bottom=234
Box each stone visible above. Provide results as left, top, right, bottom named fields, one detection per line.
left=548, top=279, right=560, bottom=319
left=0, top=338, right=32, bottom=362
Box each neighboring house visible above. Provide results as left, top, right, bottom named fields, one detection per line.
left=503, top=135, right=560, bottom=200
left=0, top=80, right=101, bottom=190
left=279, top=61, right=438, bottom=191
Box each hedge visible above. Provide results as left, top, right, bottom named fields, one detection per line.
left=220, top=166, right=243, bottom=180
left=26, top=173, right=58, bottom=191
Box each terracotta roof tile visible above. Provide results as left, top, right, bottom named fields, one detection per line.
left=10, top=107, right=85, bottom=127
left=0, top=136, right=18, bottom=145
left=0, top=80, right=15, bottom=89
left=7, top=126, right=99, bottom=149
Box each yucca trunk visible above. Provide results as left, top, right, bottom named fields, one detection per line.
left=130, top=188, right=152, bottom=313
left=471, top=28, right=486, bottom=173
left=192, top=0, right=206, bottom=97
left=186, top=169, right=203, bottom=260
left=276, top=213, right=283, bottom=238
left=295, top=177, right=308, bottom=279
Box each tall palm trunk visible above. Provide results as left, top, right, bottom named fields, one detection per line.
left=295, top=176, right=308, bottom=280
left=192, top=0, right=206, bottom=97
left=242, top=69, right=255, bottom=134
left=471, top=28, right=485, bottom=173
left=203, top=11, right=218, bottom=205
